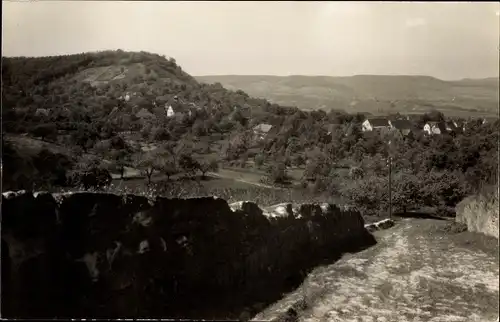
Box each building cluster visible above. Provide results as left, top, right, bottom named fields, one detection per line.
left=361, top=117, right=470, bottom=137
left=251, top=114, right=488, bottom=143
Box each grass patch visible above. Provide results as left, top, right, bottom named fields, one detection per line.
left=69, top=175, right=343, bottom=207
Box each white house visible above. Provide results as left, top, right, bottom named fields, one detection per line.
left=166, top=105, right=175, bottom=118
left=423, top=122, right=446, bottom=135
left=362, top=118, right=391, bottom=132
left=253, top=123, right=274, bottom=140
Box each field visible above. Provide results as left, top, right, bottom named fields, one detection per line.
left=107, top=170, right=345, bottom=208
left=4, top=133, right=338, bottom=208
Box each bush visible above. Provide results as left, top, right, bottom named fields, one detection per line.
left=197, top=159, right=219, bottom=178
left=391, top=172, right=421, bottom=213
left=441, top=222, right=468, bottom=234
left=419, top=170, right=470, bottom=209
left=30, top=123, right=57, bottom=141
left=69, top=167, right=112, bottom=190
left=265, top=162, right=290, bottom=185
left=339, top=176, right=388, bottom=216
left=254, top=154, right=265, bottom=168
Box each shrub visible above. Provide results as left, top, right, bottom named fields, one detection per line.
left=265, top=162, right=290, bottom=185
left=254, top=154, right=265, bottom=168
left=197, top=159, right=219, bottom=178
left=69, top=167, right=112, bottom=190
left=339, top=176, right=388, bottom=216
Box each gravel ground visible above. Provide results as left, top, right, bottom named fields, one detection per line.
left=253, top=218, right=499, bottom=322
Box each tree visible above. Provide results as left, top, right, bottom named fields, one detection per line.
left=160, top=161, right=180, bottom=181
left=31, top=123, right=57, bottom=141
left=110, top=135, right=127, bottom=150
left=254, top=153, right=265, bottom=168
left=391, top=172, right=420, bottom=213
left=151, top=126, right=171, bottom=141
left=192, top=120, right=208, bottom=137
left=31, top=148, right=72, bottom=188
left=133, top=151, right=162, bottom=185
left=222, top=131, right=251, bottom=161
left=108, top=149, right=129, bottom=179
left=339, top=176, right=388, bottom=216
left=162, top=141, right=178, bottom=165
left=93, top=140, right=112, bottom=156
left=264, top=161, right=289, bottom=185
left=292, top=154, right=305, bottom=168
left=349, top=166, right=365, bottom=180
left=428, top=110, right=445, bottom=122
left=80, top=168, right=112, bottom=190
left=194, top=141, right=211, bottom=154
left=141, top=125, right=152, bottom=141
left=419, top=170, right=470, bottom=211
left=75, top=154, right=102, bottom=171
left=197, top=158, right=219, bottom=179
left=178, top=154, right=199, bottom=178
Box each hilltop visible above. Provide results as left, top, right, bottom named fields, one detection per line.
left=196, top=74, right=499, bottom=117
left=1, top=50, right=295, bottom=164
left=2, top=50, right=288, bottom=133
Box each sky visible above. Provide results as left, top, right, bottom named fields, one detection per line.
left=3, top=1, right=500, bottom=80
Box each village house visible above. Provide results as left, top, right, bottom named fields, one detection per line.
left=253, top=123, right=274, bottom=140
left=165, top=105, right=176, bottom=118
left=164, top=104, right=194, bottom=119
left=444, top=120, right=463, bottom=134
left=362, top=118, right=391, bottom=132
left=457, top=120, right=467, bottom=132
left=119, top=92, right=138, bottom=102
left=423, top=121, right=447, bottom=135
left=423, top=120, right=465, bottom=136
left=389, top=119, right=414, bottom=137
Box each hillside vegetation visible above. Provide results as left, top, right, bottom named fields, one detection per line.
left=2, top=50, right=498, bottom=220
left=196, top=75, right=499, bottom=116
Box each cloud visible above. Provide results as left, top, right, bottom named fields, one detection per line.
left=405, top=17, right=427, bottom=28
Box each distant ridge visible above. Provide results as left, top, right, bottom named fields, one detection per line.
left=196, top=74, right=499, bottom=116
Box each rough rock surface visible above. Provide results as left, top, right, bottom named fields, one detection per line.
left=456, top=192, right=499, bottom=239
left=1, top=191, right=376, bottom=319
left=364, top=218, right=395, bottom=232
left=254, top=218, right=499, bottom=322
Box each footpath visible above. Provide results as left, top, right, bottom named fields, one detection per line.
left=254, top=218, right=499, bottom=322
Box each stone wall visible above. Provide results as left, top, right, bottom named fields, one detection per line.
left=1, top=191, right=376, bottom=319
left=456, top=190, right=499, bottom=239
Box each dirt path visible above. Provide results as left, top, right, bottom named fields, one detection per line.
left=254, top=218, right=499, bottom=322
left=207, top=171, right=285, bottom=190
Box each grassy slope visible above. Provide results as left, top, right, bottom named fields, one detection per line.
left=196, top=75, right=499, bottom=116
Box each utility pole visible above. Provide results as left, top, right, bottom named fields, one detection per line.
left=388, top=140, right=393, bottom=220
left=388, top=155, right=392, bottom=220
